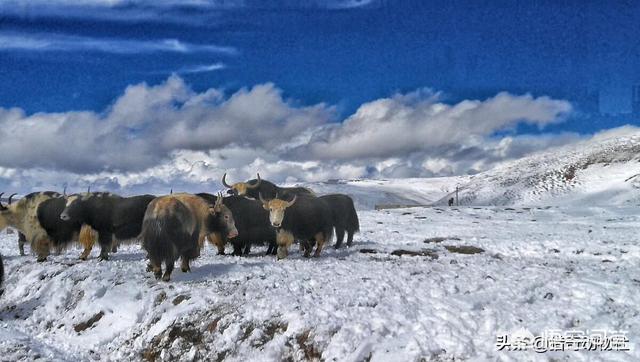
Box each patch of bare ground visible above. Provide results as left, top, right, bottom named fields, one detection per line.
left=444, top=245, right=485, bottom=254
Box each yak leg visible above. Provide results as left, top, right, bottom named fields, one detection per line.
left=303, top=239, right=314, bottom=258
left=180, top=257, right=191, bottom=273
left=243, top=242, right=251, bottom=256
left=111, top=237, right=119, bottom=253
left=266, top=241, right=277, bottom=255
left=314, top=232, right=325, bottom=257
left=34, top=237, right=51, bottom=262
left=78, top=224, right=96, bottom=260
left=18, top=232, right=26, bottom=256
left=346, top=231, right=355, bottom=247
left=151, top=259, right=162, bottom=280
left=162, top=259, right=174, bottom=282
left=97, top=232, right=113, bottom=261
left=207, top=232, right=225, bottom=255
left=334, top=228, right=345, bottom=249
left=276, top=230, right=295, bottom=260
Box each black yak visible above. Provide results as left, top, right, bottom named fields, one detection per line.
left=60, top=192, right=155, bottom=260
left=259, top=193, right=333, bottom=260
left=142, top=193, right=238, bottom=281
left=37, top=196, right=98, bottom=260
left=197, top=193, right=276, bottom=256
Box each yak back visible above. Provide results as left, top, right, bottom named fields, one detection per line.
left=243, top=179, right=314, bottom=200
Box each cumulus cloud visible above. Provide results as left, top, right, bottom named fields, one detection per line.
left=0, top=75, right=583, bottom=194
left=305, top=90, right=572, bottom=160
left=0, top=32, right=236, bottom=55
left=0, top=75, right=334, bottom=173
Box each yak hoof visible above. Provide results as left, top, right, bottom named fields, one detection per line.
left=161, top=273, right=171, bottom=282
left=36, top=256, right=47, bottom=263
left=98, top=255, right=109, bottom=261
left=154, top=272, right=162, bottom=280
left=181, top=266, right=190, bottom=273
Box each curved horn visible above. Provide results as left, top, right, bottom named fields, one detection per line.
left=8, top=193, right=17, bottom=205
left=285, top=194, right=297, bottom=208
left=222, top=173, right=233, bottom=188
left=258, top=192, right=268, bottom=206
left=0, top=192, right=5, bottom=209
left=246, top=173, right=261, bottom=189
left=87, top=186, right=91, bottom=193
left=63, top=186, right=67, bottom=196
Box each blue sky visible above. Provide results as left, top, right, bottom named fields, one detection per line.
left=0, top=0, right=638, bottom=192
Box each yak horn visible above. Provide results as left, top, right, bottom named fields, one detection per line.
left=0, top=192, right=5, bottom=209
left=286, top=194, right=297, bottom=208
left=221, top=173, right=233, bottom=188
left=213, top=192, right=223, bottom=210
left=258, top=192, right=268, bottom=206
left=247, top=173, right=261, bottom=189
left=8, top=193, right=17, bottom=205
left=63, top=186, right=67, bottom=196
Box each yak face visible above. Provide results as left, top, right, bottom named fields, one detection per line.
left=259, top=194, right=297, bottom=228
left=222, top=173, right=261, bottom=197
left=60, top=194, right=85, bottom=221
left=0, top=193, right=17, bottom=230
left=208, top=194, right=238, bottom=239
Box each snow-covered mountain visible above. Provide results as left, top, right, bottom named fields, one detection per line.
left=441, top=127, right=640, bottom=206
left=300, top=127, right=640, bottom=208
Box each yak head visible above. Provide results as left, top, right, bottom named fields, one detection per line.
left=0, top=192, right=17, bottom=230
left=60, top=193, right=88, bottom=222
left=209, top=192, right=239, bottom=239
left=259, top=193, right=297, bottom=228
left=221, top=173, right=261, bottom=197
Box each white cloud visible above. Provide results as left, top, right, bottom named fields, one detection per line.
left=0, top=1, right=379, bottom=24
left=0, top=75, right=585, bottom=194
left=0, top=32, right=236, bottom=55
left=178, top=63, right=226, bottom=74
left=306, top=90, right=572, bottom=160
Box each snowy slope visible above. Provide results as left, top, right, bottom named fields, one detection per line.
left=432, top=128, right=640, bottom=206
left=1, top=206, right=639, bottom=361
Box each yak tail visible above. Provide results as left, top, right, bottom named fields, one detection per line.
left=0, top=253, right=4, bottom=297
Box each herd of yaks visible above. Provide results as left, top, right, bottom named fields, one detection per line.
left=0, top=174, right=359, bottom=288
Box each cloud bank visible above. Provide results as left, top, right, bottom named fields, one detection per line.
left=0, top=75, right=579, bottom=194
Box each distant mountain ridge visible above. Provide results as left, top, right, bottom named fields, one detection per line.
left=299, top=127, right=640, bottom=208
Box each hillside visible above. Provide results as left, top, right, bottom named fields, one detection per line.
left=299, top=128, right=640, bottom=208
left=439, top=128, right=640, bottom=206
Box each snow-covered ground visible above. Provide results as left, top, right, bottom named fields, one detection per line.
left=1, top=205, right=639, bottom=361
